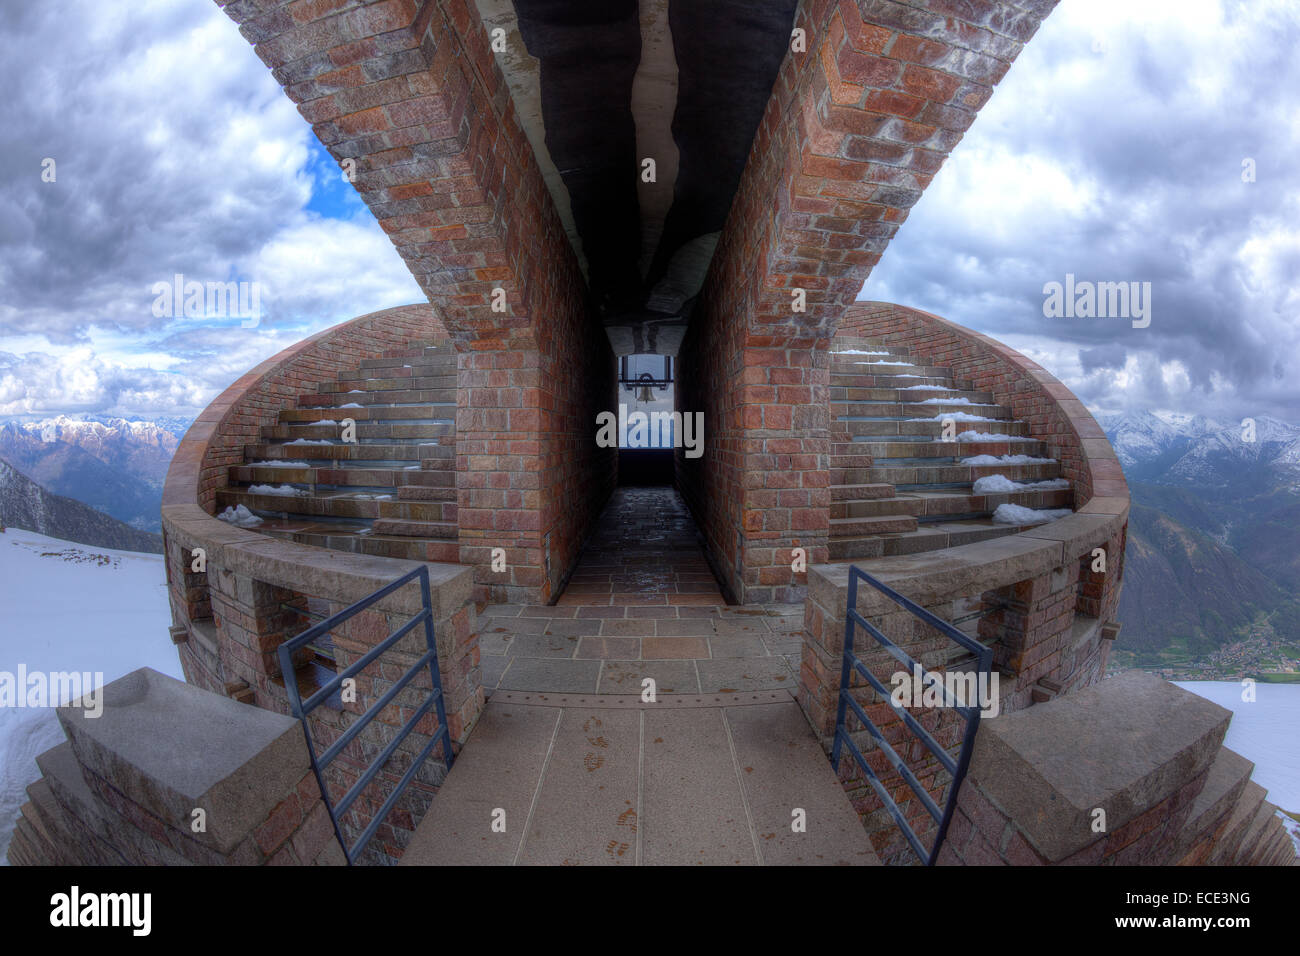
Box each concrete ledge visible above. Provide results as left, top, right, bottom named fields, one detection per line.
left=57, top=668, right=308, bottom=855
left=965, top=672, right=1230, bottom=861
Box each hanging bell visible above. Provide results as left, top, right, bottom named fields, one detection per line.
left=636, top=380, right=655, bottom=404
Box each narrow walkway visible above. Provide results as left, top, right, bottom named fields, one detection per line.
left=401, top=694, right=879, bottom=866
left=479, top=487, right=803, bottom=696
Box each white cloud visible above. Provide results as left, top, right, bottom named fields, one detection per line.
left=0, top=0, right=423, bottom=420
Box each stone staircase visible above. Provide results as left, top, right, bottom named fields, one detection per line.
left=215, top=340, right=459, bottom=563
left=829, top=335, right=1075, bottom=561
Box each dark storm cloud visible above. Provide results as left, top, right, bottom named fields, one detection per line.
left=0, top=0, right=422, bottom=418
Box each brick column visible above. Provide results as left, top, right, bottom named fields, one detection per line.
left=676, top=1, right=1058, bottom=600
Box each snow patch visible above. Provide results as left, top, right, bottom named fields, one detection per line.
left=991, top=504, right=1072, bottom=525
left=216, top=505, right=263, bottom=527
left=973, top=475, right=1071, bottom=494
left=910, top=412, right=999, bottom=423
left=961, top=454, right=1056, bottom=465
left=247, top=484, right=308, bottom=497
left=957, top=430, right=1037, bottom=443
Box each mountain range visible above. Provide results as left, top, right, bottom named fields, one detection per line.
left=0, top=458, right=162, bottom=553
left=1098, top=411, right=1300, bottom=664
left=0, top=416, right=188, bottom=533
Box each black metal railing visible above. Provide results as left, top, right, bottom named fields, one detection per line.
left=831, top=565, right=992, bottom=866
left=277, top=566, right=455, bottom=865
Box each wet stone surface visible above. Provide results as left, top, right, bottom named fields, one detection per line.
left=478, top=487, right=801, bottom=695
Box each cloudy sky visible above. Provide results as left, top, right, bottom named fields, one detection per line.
left=865, top=0, right=1300, bottom=424
left=0, top=0, right=422, bottom=422
left=0, top=0, right=1296, bottom=425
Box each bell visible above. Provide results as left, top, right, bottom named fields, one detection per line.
left=636, top=382, right=655, bottom=404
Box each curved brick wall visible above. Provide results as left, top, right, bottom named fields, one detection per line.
left=801, top=301, right=1131, bottom=862
left=838, top=301, right=1127, bottom=506
left=164, top=303, right=440, bottom=514
left=160, top=304, right=483, bottom=862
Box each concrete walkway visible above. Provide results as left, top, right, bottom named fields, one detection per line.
left=401, top=693, right=879, bottom=866
left=479, top=487, right=806, bottom=695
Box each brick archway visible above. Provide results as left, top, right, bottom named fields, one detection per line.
left=217, top=0, right=1058, bottom=602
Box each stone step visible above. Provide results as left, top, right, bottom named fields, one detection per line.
left=870, top=386, right=994, bottom=403
left=259, top=522, right=459, bottom=563
left=829, top=482, right=895, bottom=501
left=831, top=334, right=890, bottom=349
left=231, top=463, right=456, bottom=487
left=845, top=419, right=1028, bottom=440
left=1206, top=780, right=1268, bottom=865
left=332, top=378, right=456, bottom=397
left=248, top=442, right=443, bottom=461
left=832, top=401, right=1010, bottom=419
left=831, top=496, right=924, bottom=519
left=218, top=488, right=456, bottom=523
left=829, top=514, right=919, bottom=537
left=1235, top=800, right=1282, bottom=864
left=831, top=380, right=956, bottom=398
left=397, top=485, right=457, bottom=502
left=308, top=387, right=455, bottom=404
left=359, top=355, right=454, bottom=370
left=263, top=422, right=454, bottom=441
left=279, top=404, right=447, bottom=422
left=872, top=460, right=1062, bottom=487
left=1172, top=747, right=1255, bottom=864
left=372, top=517, right=459, bottom=538
left=838, top=419, right=1023, bottom=442
left=828, top=518, right=1030, bottom=560
left=378, top=342, right=453, bottom=359
left=831, top=364, right=950, bottom=383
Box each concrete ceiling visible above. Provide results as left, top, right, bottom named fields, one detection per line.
left=474, top=0, right=798, bottom=355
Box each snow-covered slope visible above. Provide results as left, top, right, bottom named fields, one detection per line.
left=1176, top=682, right=1300, bottom=816
left=0, top=529, right=180, bottom=863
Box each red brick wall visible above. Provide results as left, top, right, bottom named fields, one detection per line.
left=678, top=1, right=1059, bottom=603
left=218, top=0, right=617, bottom=603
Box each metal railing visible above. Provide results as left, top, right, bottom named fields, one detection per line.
left=831, top=565, right=992, bottom=866
left=277, top=566, right=455, bottom=865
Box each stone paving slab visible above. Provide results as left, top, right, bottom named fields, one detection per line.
left=401, top=696, right=878, bottom=866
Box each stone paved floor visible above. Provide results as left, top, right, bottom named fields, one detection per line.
left=477, top=487, right=804, bottom=696
left=401, top=694, right=879, bottom=866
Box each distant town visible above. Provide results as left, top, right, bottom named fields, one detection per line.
left=1109, top=618, right=1300, bottom=683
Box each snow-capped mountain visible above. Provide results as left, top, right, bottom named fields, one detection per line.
left=3, top=416, right=184, bottom=481
left=0, top=416, right=188, bottom=532
left=1100, top=411, right=1300, bottom=489
left=1096, top=410, right=1222, bottom=469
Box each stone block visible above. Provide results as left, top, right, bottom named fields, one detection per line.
left=964, top=672, right=1230, bottom=861
left=58, top=668, right=310, bottom=855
